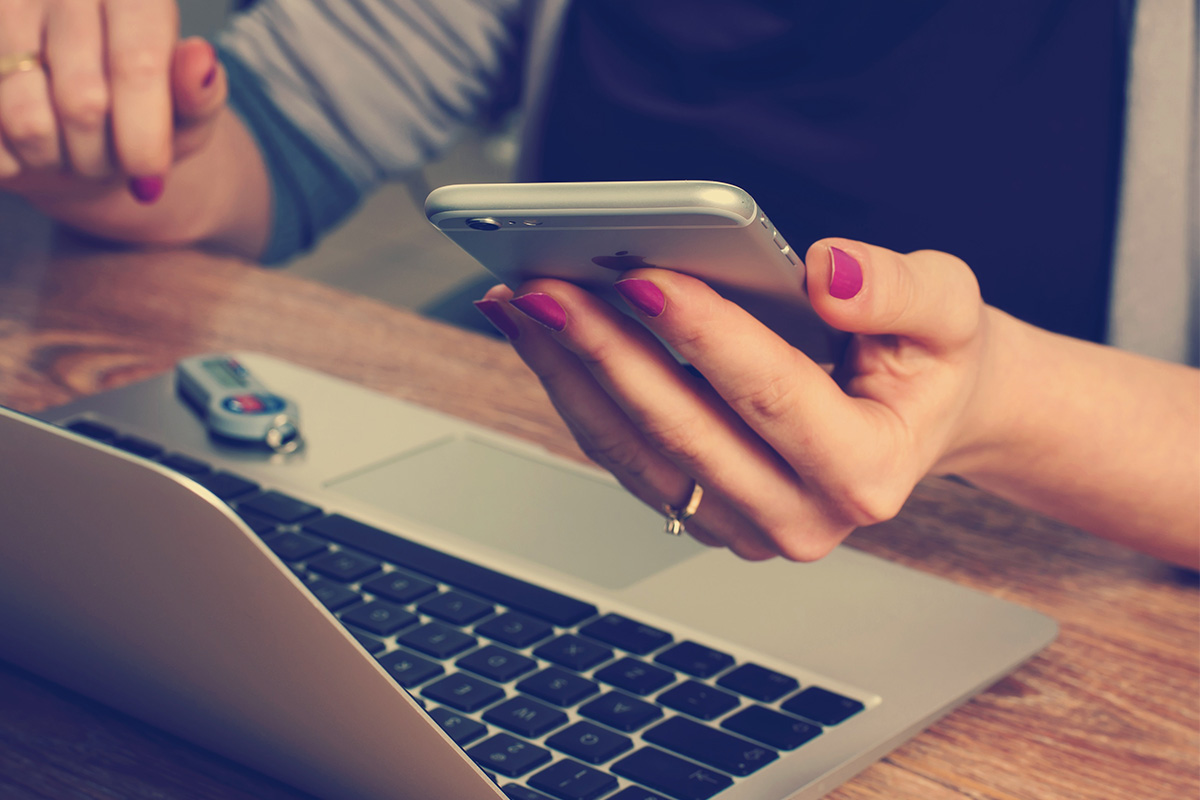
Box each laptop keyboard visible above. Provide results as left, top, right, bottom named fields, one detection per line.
left=64, top=419, right=866, bottom=800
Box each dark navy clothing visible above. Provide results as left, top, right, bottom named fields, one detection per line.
left=532, top=1, right=1132, bottom=342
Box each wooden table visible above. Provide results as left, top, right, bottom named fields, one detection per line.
left=1, top=199, right=1196, bottom=800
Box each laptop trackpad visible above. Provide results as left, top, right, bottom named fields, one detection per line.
left=326, top=436, right=704, bottom=590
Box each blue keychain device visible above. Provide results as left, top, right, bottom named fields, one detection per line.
left=176, top=354, right=302, bottom=453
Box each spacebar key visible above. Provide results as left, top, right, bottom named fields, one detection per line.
left=304, top=514, right=597, bottom=626
left=612, top=748, right=732, bottom=800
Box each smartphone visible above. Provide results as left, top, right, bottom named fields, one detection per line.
left=425, top=180, right=844, bottom=360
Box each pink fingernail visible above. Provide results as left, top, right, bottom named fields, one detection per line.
left=201, top=41, right=218, bottom=87
left=129, top=175, right=165, bottom=204
left=829, top=246, right=863, bottom=299
left=614, top=279, right=665, bottom=317
left=473, top=299, right=520, bottom=340
left=510, top=293, right=566, bottom=332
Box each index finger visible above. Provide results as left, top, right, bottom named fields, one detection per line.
left=105, top=0, right=178, bottom=178
left=617, top=267, right=872, bottom=475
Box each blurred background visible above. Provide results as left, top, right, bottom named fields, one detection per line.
left=202, top=1, right=505, bottom=325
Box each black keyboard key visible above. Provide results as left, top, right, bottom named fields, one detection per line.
left=419, top=591, right=494, bottom=625
left=468, top=734, right=552, bottom=778
left=304, top=514, right=598, bottom=626
left=422, top=673, right=505, bottom=712
left=517, top=667, right=599, bottom=707
left=528, top=759, right=617, bottom=800
left=484, top=696, right=569, bottom=738
left=341, top=600, right=419, bottom=636
left=653, top=642, right=734, bottom=679
left=306, top=550, right=383, bottom=583
left=579, top=614, right=672, bottom=655
left=504, top=787, right=554, bottom=800
left=300, top=576, right=361, bottom=611
left=458, top=645, right=538, bottom=683
left=262, top=530, right=328, bottom=561
left=534, top=635, right=612, bottom=672
left=157, top=452, right=212, bottom=476
left=429, top=706, right=489, bottom=746
left=477, top=612, right=554, bottom=648
left=545, top=721, right=632, bottom=764
left=65, top=419, right=116, bottom=442
left=609, top=788, right=671, bottom=800
left=715, top=663, right=798, bottom=702
left=578, top=691, right=662, bottom=732
left=239, top=509, right=282, bottom=535
left=350, top=631, right=386, bottom=655
left=594, top=658, right=675, bottom=696
left=362, top=570, right=437, bottom=603
left=111, top=435, right=164, bottom=459
left=239, top=490, right=322, bottom=524
left=781, top=686, right=864, bottom=725
left=377, top=648, right=443, bottom=688
left=657, top=680, right=739, bottom=721
left=397, top=622, right=477, bottom=659
left=721, top=705, right=822, bottom=750
left=644, top=716, right=776, bottom=777
left=611, top=748, right=732, bottom=800
left=195, top=471, right=259, bottom=501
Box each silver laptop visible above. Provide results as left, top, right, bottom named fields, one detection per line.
left=0, top=352, right=1056, bottom=800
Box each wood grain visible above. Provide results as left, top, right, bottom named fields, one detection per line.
left=0, top=224, right=1196, bottom=800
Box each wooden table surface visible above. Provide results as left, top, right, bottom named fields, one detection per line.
left=0, top=203, right=1196, bottom=800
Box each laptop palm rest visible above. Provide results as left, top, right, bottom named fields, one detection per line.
left=326, top=435, right=704, bottom=590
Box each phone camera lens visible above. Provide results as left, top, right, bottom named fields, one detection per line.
left=466, top=217, right=501, bottom=231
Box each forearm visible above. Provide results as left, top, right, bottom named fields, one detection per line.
left=21, top=109, right=270, bottom=258
left=950, top=308, right=1200, bottom=568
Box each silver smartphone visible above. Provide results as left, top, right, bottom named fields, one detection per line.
left=425, top=180, right=844, bottom=360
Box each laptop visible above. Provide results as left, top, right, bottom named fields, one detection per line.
left=0, top=352, right=1057, bottom=800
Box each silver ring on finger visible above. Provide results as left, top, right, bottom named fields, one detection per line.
left=0, top=51, right=43, bottom=81
left=662, top=482, right=704, bottom=536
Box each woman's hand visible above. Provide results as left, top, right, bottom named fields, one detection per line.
left=474, top=239, right=998, bottom=561
left=0, top=0, right=226, bottom=205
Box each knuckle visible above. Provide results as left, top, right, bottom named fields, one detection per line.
left=573, top=334, right=621, bottom=372
left=3, top=113, right=57, bottom=160
left=758, top=515, right=842, bottom=563
left=724, top=363, right=803, bottom=423
left=578, top=429, right=651, bottom=479
left=57, top=79, right=111, bottom=131
left=728, top=540, right=778, bottom=562
left=776, top=533, right=840, bottom=563
left=833, top=483, right=909, bottom=529
left=665, top=320, right=724, bottom=363
left=641, top=414, right=706, bottom=467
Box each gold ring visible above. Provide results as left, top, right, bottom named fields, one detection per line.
left=662, top=482, right=704, bottom=536
left=0, top=51, right=43, bottom=80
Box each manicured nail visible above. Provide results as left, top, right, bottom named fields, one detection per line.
left=473, top=299, right=520, bottom=340
left=129, top=175, right=164, bottom=204
left=509, top=293, right=566, bottom=332
left=201, top=41, right=218, bottom=87
left=614, top=279, right=665, bottom=317
left=829, top=246, right=863, bottom=299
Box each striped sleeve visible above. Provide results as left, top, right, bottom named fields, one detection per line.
left=215, top=0, right=528, bottom=259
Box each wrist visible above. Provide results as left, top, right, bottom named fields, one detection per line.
left=931, top=305, right=1032, bottom=481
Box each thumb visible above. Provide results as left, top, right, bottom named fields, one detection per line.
left=805, top=238, right=985, bottom=351
left=170, top=37, right=227, bottom=152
